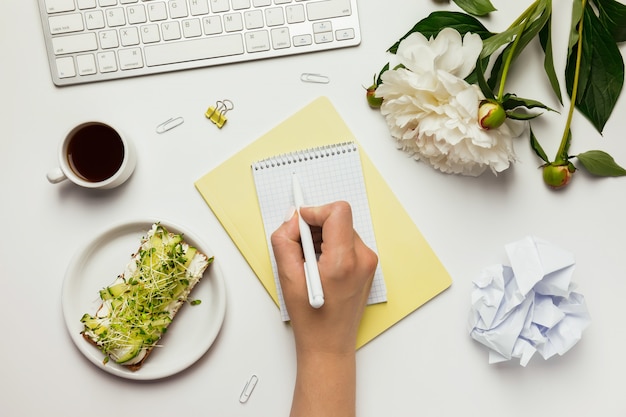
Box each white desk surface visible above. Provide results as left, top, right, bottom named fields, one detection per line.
left=2, top=1, right=625, bottom=415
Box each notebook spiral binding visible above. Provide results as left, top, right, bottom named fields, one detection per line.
left=252, top=142, right=357, bottom=171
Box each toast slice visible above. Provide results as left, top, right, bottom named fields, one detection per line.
left=80, top=223, right=213, bottom=371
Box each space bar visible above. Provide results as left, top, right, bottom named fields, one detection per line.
left=144, top=34, right=244, bottom=67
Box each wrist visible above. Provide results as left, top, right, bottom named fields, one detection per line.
left=296, top=348, right=356, bottom=368
left=291, top=350, right=357, bottom=417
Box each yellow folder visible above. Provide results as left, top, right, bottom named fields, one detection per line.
left=195, top=97, right=452, bottom=348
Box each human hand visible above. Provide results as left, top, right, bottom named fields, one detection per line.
left=270, top=200, right=378, bottom=355
left=271, top=201, right=377, bottom=417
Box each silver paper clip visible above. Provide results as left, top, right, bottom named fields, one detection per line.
left=300, top=73, right=330, bottom=84
left=156, top=116, right=184, bottom=133
left=239, top=374, right=259, bottom=403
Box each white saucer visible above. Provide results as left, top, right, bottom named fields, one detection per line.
left=62, top=219, right=226, bottom=380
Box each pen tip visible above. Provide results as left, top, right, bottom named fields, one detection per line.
left=311, top=296, right=324, bottom=309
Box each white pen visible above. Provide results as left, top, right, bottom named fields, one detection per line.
left=292, top=173, right=324, bottom=308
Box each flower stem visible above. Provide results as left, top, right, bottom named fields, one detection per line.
left=497, top=1, right=539, bottom=99
left=555, top=0, right=586, bottom=164
left=508, top=0, right=540, bottom=29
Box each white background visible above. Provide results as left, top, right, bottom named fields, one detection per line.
left=2, top=1, right=625, bottom=415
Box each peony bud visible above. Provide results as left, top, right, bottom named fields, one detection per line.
left=542, top=163, right=575, bottom=189
left=478, top=100, right=506, bottom=129
left=366, top=84, right=383, bottom=108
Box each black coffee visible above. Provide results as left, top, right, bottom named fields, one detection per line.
left=67, top=123, right=125, bottom=183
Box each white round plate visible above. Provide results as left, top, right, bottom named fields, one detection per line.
left=62, top=219, right=226, bottom=380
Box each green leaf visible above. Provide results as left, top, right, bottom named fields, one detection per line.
left=501, top=94, right=555, bottom=111
left=576, top=150, right=626, bottom=176
left=465, top=56, right=491, bottom=86
left=388, top=11, right=493, bottom=54
left=376, top=63, right=389, bottom=86
left=480, top=25, right=519, bottom=59
left=530, top=126, right=550, bottom=164
left=593, top=0, right=626, bottom=42
left=453, top=0, right=496, bottom=17
left=475, top=56, right=495, bottom=99
left=539, top=15, right=563, bottom=104
left=506, top=111, right=541, bottom=120
left=568, top=0, right=584, bottom=53
left=565, top=3, right=625, bottom=133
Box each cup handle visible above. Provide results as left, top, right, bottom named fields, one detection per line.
left=46, top=167, right=67, bottom=184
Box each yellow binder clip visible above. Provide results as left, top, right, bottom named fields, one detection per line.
left=205, top=99, right=234, bottom=128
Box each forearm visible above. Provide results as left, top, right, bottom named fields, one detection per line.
left=290, top=350, right=357, bottom=417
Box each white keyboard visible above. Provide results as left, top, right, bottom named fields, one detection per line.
left=37, top=0, right=361, bottom=86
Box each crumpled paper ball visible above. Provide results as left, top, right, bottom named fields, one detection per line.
left=468, top=236, right=591, bottom=366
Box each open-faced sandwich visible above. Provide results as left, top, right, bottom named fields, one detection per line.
left=80, top=223, right=213, bottom=371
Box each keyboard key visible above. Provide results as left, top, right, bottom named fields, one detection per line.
left=106, top=8, right=126, bottom=27
left=144, top=34, right=244, bottom=66
left=210, top=0, right=230, bottom=13
left=307, top=0, right=351, bottom=21
left=202, top=16, right=223, bottom=35
left=265, top=7, right=285, bottom=27
left=335, top=28, right=354, bottom=40
left=314, top=32, right=333, bottom=43
left=99, top=30, right=119, bottom=49
left=161, top=22, right=182, bottom=41
left=52, top=33, right=98, bottom=55
left=182, top=19, right=203, bottom=38
left=285, top=5, right=305, bottom=23
left=127, top=5, right=147, bottom=24
left=97, top=51, right=118, bottom=72
left=244, top=10, right=264, bottom=30
left=224, top=13, right=243, bottom=32
left=45, top=0, right=75, bottom=14
left=76, top=53, right=98, bottom=75
left=293, top=34, right=312, bottom=46
left=77, top=0, right=97, bottom=9
left=147, top=2, right=168, bottom=21
left=118, top=48, right=144, bottom=70
left=56, top=56, right=76, bottom=78
left=245, top=30, right=270, bottom=52
left=140, top=24, right=161, bottom=43
left=48, top=13, right=84, bottom=34
left=271, top=27, right=290, bottom=49
left=120, top=27, right=140, bottom=46
left=312, top=21, right=332, bottom=33
left=168, top=0, right=188, bottom=19
left=85, top=11, right=105, bottom=30
left=232, top=0, right=251, bottom=10
left=190, top=0, right=210, bottom=15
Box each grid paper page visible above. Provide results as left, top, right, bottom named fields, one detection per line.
left=252, top=142, right=387, bottom=321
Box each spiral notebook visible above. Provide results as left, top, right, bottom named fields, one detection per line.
left=251, top=142, right=387, bottom=321
left=194, top=96, right=452, bottom=349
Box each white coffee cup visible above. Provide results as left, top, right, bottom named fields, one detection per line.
left=47, top=122, right=136, bottom=189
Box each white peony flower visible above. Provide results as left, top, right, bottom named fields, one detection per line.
left=376, top=28, right=524, bottom=176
